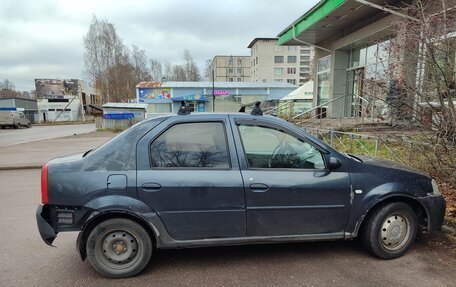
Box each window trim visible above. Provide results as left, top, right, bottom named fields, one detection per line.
left=235, top=121, right=328, bottom=171
left=148, top=120, right=232, bottom=170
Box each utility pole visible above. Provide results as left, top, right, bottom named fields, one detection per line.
left=212, top=66, right=215, bottom=112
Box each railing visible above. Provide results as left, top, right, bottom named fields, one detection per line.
left=302, top=127, right=432, bottom=166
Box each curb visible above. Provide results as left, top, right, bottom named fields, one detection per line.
left=0, top=165, right=42, bottom=171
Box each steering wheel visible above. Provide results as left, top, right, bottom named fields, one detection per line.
left=268, top=142, right=296, bottom=168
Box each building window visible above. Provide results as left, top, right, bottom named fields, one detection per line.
left=229, top=78, right=234, bottom=82
left=262, top=79, right=267, bottom=82
left=274, top=79, right=284, bottom=82
left=287, top=56, right=297, bottom=63
left=300, top=49, right=311, bottom=55
left=288, top=46, right=297, bottom=51
left=150, top=122, right=230, bottom=168
left=256, top=57, right=258, bottom=65
left=237, top=58, right=242, bottom=65
left=287, top=79, right=296, bottom=85
left=274, top=67, right=283, bottom=75
left=274, top=56, right=284, bottom=63
left=228, top=57, right=234, bottom=65
left=64, top=109, right=71, bottom=111
left=48, top=109, right=55, bottom=111
left=300, top=56, right=310, bottom=61
left=237, top=78, right=242, bottom=82
left=237, top=68, right=242, bottom=74
left=287, top=68, right=296, bottom=74
left=228, top=68, right=234, bottom=74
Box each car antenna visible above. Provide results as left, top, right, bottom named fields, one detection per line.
left=238, top=106, right=246, bottom=113
left=177, top=101, right=191, bottom=115
left=250, top=101, right=263, bottom=116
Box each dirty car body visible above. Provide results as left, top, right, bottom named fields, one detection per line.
left=36, top=113, right=445, bottom=278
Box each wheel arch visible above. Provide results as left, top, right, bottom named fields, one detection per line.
left=354, top=195, right=429, bottom=238
left=77, top=210, right=157, bottom=261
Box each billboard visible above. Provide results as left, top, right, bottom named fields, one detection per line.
left=35, top=79, right=79, bottom=98
left=138, top=88, right=172, bottom=103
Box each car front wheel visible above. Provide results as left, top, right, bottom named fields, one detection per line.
left=86, top=218, right=153, bottom=278
left=361, top=202, right=417, bottom=259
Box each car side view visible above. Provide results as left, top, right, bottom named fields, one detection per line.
left=36, top=108, right=445, bottom=278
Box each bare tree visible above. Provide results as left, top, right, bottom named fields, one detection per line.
left=360, top=0, right=456, bottom=185
left=204, top=58, right=213, bottom=81
left=150, top=59, right=163, bottom=81
left=183, top=49, right=201, bottom=81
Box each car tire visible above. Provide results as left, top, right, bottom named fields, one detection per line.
left=361, top=202, right=417, bottom=259
left=13, top=124, right=19, bottom=129
left=86, top=218, right=153, bottom=278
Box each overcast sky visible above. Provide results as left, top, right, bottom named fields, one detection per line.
left=0, top=0, right=319, bottom=91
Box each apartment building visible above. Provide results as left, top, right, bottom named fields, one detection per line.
left=210, top=56, right=251, bottom=82
left=248, top=38, right=311, bottom=86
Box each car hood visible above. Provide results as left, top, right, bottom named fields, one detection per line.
left=355, top=155, right=429, bottom=177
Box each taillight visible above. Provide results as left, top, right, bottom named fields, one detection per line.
left=41, top=164, right=48, bottom=204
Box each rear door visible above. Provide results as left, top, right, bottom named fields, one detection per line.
left=230, top=116, right=352, bottom=237
left=136, top=116, right=246, bottom=240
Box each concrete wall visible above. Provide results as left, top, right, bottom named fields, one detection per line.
left=211, top=56, right=251, bottom=82
left=250, top=39, right=309, bottom=85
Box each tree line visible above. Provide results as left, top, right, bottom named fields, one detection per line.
left=0, top=79, right=31, bottom=99
left=83, top=16, right=202, bottom=103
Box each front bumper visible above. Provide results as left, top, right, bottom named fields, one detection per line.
left=416, top=194, right=446, bottom=233
left=36, top=205, right=57, bottom=246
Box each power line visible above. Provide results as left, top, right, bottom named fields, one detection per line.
left=0, top=73, right=34, bottom=82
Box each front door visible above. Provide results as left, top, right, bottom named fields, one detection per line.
left=231, top=117, right=351, bottom=237
left=136, top=117, right=245, bottom=240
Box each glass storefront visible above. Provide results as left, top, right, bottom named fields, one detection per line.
left=317, top=56, right=331, bottom=106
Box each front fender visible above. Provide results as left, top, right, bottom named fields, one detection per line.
left=345, top=183, right=418, bottom=237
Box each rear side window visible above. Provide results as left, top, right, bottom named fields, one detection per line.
left=150, top=122, right=230, bottom=168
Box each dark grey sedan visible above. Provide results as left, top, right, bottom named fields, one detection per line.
left=36, top=112, right=445, bottom=278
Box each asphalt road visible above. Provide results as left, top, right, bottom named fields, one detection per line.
left=1, top=169, right=455, bottom=287
left=0, top=123, right=96, bottom=148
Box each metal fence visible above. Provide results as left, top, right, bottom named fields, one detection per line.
left=95, top=117, right=141, bottom=130
left=302, top=127, right=433, bottom=166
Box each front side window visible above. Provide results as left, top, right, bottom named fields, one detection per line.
left=238, top=124, right=325, bottom=169
left=150, top=122, right=230, bottom=168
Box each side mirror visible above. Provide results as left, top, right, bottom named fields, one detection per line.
left=328, top=156, right=342, bottom=170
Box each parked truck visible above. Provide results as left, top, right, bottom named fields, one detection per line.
left=0, top=110, right=31, bottom=129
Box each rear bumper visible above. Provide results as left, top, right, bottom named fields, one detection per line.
left=36, top=205, right=57, bottom=246
left=416, top=194, right=446, bottom=233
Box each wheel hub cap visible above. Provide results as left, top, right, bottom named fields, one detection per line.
left=102, top=231, right=138, bottom=264
left=380, top=214, right=410, bottom=251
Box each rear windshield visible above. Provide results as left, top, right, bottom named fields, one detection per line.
left=82, top=116, right=168, bottom=171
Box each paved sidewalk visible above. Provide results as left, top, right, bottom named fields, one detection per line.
left=0, top=132, right=115, bottom=169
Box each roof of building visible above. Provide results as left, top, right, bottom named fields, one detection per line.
left=247, top=37, right=278, bottom=48
left=137, top=81, right=297, bottom=89
left=103, top=102, right=148, bottom=109
left=281, top=80, right=314, bottom=101
left=213, top=55, right=251, bottom=58
left=0, top=97, right=37, bottom=102
left=277, top=0, right=401, bottom=46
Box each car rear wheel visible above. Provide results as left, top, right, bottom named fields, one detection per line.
left=361, top=202, right=417, bottom=259
left=86, top=218, right=153, bottom=278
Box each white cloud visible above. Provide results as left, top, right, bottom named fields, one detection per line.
left=0, top=0, right=318, bottom=91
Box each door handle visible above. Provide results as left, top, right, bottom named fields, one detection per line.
left=250, top=183, right=269, bottom=192
left=142, top=182, right=162, bottom=192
